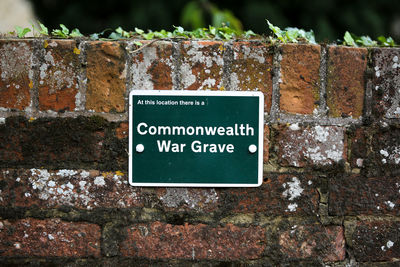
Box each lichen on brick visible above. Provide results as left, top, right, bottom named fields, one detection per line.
left=158, top=188, right=218, bottom=211
left=278, top=125, right=345, bottom=167
left=19, top=169, right=142, bottom=209
left=129, top=41, right=174, bottom=90
left=0, top=41, right=32, bottom=110
left=180, top=41, right=223, bottom=90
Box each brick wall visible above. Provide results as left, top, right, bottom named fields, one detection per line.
left=0, top=38, right=399, bottom=265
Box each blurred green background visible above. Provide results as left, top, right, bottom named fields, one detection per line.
left=29, top=0, right=400, bottom=42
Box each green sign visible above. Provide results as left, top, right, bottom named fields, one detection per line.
left=129, top=90, right=264, bottom=187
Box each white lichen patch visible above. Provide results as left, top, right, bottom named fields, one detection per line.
left=26, top=169, right=140, bottom=209
left=160, top=188, right=218, bottom=210
left=382, top=240, right=395, bottom=251
left=280, top=126, right=344, bottom=166
left=384, top=200, right=395, bottom=209
left=94, top=176, right=105, bottom=186
left=282, top=177, right=304, bottom=201
left=379, top=146, right=400, bottom=164
left=180, top=42, right=223, bottom=90
left=289, top=123, right=300, bottom=131
left=375, top=66, right=381, bottom=78
left=56, top=169, right=78, bottom=177
left=286, top=203, right=298, bottom=212
left=130, top=44, right=157, bottom=90
left=0, top=42, right=32, bottom=83
left=39, top=50, right=77, bottom=94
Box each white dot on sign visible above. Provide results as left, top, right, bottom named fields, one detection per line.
left=136, top=144, right=144, bottom=153
left=248, top=144, right=257, bottom=153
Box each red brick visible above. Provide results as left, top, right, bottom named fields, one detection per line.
left=370, top=48, right=400, bottom=119
left=349, top=127, right=368, bottom=168
left=226, top=174, right=319, bottom=215
left=0, top=170, right=14, bottom=206
left=180, top=41, right=223, bottom=90
left=231, top=41, right=273, bottom=111
left=10, top=169, right=142, bottom=210
left=352, top=221, right=400, bottom=262
left=130, top=40, right=173, bottom=90
left=116, top=122, right=128, bottom=139
left=371, top=126, right=400, bottom=176
left=276, top=124, right=346, bottom=167
left=0, top=40, right=33, bottom=110
left=0, top=218, right=101, bottom=257
left=0, top=118, right=24, bottom=163
left=120, top=222, right=265, bottom=260
left=155, top=188, right=219, bottom=212
left=326, top=46, right=367, bottom=118
left=279, top=225, right=345, bottom=262
left=86, top=41, right=126, bottom=112
left=38, top=40, right=80, bottom=111
left=280, top=44, right=321, bottom=114
left=329, top=175, right=400, bottom=216
left=0, top=116, right=127, bottom=171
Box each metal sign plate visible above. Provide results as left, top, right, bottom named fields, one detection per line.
left=129, top=90, right=264, bottom=187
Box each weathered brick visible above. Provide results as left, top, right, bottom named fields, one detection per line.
left=370, top=48, right=400, bottom=119
left=352, top=221, right=400, bottom=262
left=155, top=187, right=219, bottom=212
left=276, top=124, right=346, bottom=167
left=180, top=41, right=223, bottom=90
left=0, top=40, right=33, bottom=110
left=329, top=175, right=400, bottom=216
left=38, top=40, right=80, bottom=111
left=231, top=41, right=273, bottom=111
left=279, top=225, right=345, bottom=262
left=0, top=218, right=101, bottom=257
left=349, top=127, right=368, bottom=168
left=224, top=174, right=319, bottom=215
left=4, top=169, right=142, bottom=210
left=130, top=40, right=173, bottom=90
left=86, top=41, right=126, bottom=112
left=326, top=46, right=367, bottom=118
left=0, top=116, right=127, bottom=170
left=280, top=44, right=321, bottom=114
left=120, top=222, right=265, bottom=260
left=0, top=170, right=14, bottom=206
left=116, top=122, right=128, bottom=139
left=370, top=126, right=400, bottom=176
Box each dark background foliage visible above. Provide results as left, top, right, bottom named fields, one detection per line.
left=29, top=0, right=400, bottom=42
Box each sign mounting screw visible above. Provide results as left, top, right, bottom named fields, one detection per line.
left=248, top=144, right=257, bottom=153
left=136, top=144, right=145, bottom=153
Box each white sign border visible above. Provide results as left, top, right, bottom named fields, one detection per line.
left=128, top=90, right=264, bottom=187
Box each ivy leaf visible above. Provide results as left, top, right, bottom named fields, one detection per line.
left=243, top=30, right=256, bottom=38
left=70, top=28, right=83, bottom=37
left=378, top=36, right=396, bottom=47
left=60, top=24, right=70, bottom=35
left=38, top=22, right=48, bottom=35
left=108, top=32, right=122, bottom=40
left=15, top=26, right=31, bottom=38
left=115, top=27, right=131, bottom=38
left=343, top=31, right=357, bottom=46
left=356, top=35, right=377, bottom=47
left=142, top=32, right=155, bottom=40
left=135, top=27, right=144, bottom=35
left=266, top=20, right=284, bottom=42
left=209, top=26, right=217, bottom=36
left=90, top=33, right=99, bottom=40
